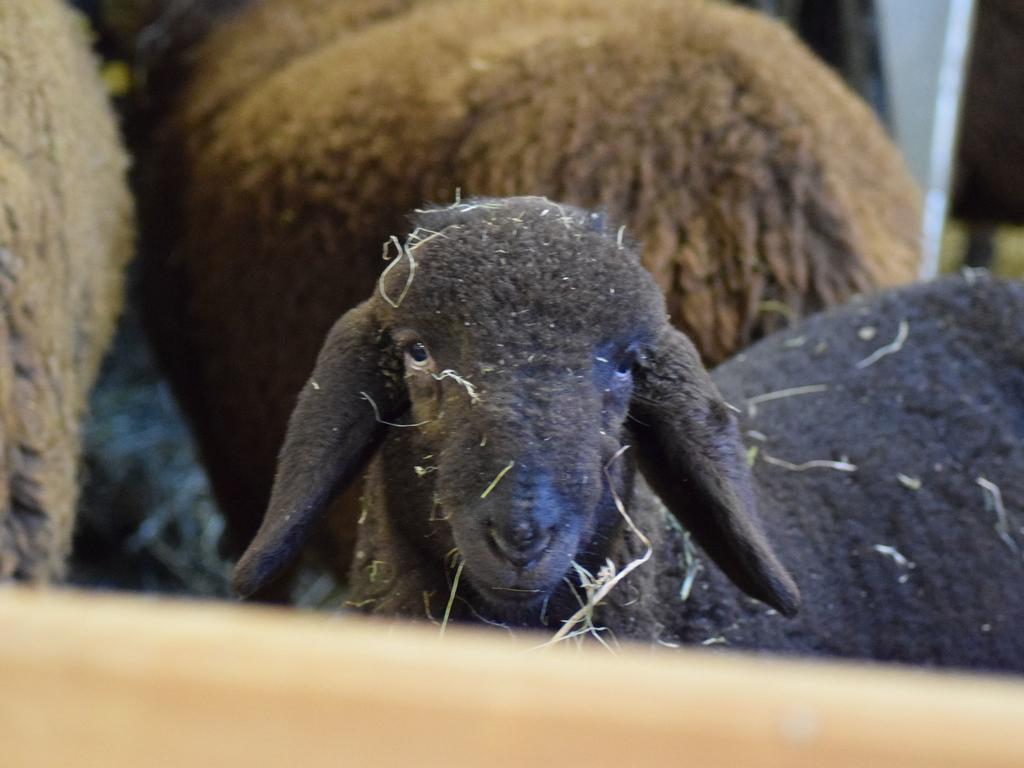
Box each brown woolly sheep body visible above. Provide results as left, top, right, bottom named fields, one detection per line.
left=137, top=0, right=920, bottom=571
left=0, top=0, right=133, bottom=580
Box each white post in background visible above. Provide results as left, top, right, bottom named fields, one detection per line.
left=877, top=0, right=977, bottom=279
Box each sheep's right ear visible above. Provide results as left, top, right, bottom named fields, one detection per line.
left=232, top=300, right=404, bottom=598
left=630, top=325, right=801, bottom=617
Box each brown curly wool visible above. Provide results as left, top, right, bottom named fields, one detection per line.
left=138, top=0, right=919, bottom=563
left=0, top=0, right=134, bottom=581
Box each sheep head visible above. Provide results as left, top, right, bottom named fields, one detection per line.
left=233, top=197, right=799, bottom=620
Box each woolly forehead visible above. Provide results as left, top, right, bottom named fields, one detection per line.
left=378, top=206, right=665, bottom=360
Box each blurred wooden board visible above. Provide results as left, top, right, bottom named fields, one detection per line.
left=1, top=587, right=1022, bottom=767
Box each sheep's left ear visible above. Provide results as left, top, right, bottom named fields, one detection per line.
left=630, top=325, right=800, bottom=617
left=232, top=299, right=405, bottom=598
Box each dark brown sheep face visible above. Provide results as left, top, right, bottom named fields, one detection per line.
left=233, top=197, right=800, bottom=622
left=384, top=314, right=646, bottom=615
left=364, top=199, right=664, bottom=616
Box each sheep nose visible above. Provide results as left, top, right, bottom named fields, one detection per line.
left=488, top=520, right=551, bottom=568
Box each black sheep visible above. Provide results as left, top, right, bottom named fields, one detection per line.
left=236, top=198, right=1024, bottom=672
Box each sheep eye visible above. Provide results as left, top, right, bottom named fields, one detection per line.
left=614, top=351, right=636, bottom=377
left=406, top=341, right=431, bottom=367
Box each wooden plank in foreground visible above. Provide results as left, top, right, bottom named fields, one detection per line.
left=1, top=587, right=1022, bottom=767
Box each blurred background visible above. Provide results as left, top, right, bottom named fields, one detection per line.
left=63, top=0, right=1024, bottom=601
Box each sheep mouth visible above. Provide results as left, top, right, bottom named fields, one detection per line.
left=477, top=583, right=552, bottom=618
left=465, top=549, right=576, bottom=614
left=456, top=551, right=559, bottom=609
left=487, top=586, right=545, bottom=602
left=452, top=517, right=584, bottom=615
left=483, top=528, right=553, bottom=571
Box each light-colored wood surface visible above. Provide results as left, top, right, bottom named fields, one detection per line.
left=1, top=587, right=1022, bottom=767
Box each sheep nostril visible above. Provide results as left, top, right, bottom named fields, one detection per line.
left=488, top=523, right=552, bottom=568
left=509, top=520, right=535, bottom=548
